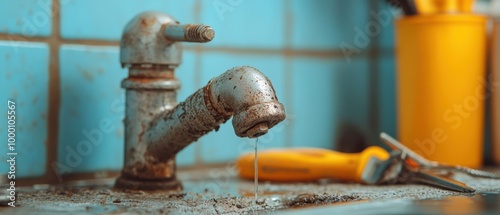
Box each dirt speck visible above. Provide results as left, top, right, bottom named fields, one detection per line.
left=168, top=193, right=186, bottom=199
left=287, top=193, right=360, bottom=208
left=113, top=198, right=121, bottom=203
left=81, top=70, right=94, bottom=81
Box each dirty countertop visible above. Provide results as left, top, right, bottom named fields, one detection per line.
left=1, top=166, right=500, bottom=215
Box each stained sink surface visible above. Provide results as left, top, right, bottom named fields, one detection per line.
left=0, top=167, right=499, bottom=214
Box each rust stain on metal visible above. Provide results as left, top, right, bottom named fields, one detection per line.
left=127, top=159, right=175, bottom=179
left=140, top=17, right=156, bottom=27
left=127, top=77, right=158, bottom=83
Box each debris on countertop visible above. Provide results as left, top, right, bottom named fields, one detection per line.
left=1, top=167, right=499, bottom=215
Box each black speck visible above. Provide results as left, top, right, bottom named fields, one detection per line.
left=233, top=86, right=237, bottom=90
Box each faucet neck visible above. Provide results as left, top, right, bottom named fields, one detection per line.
left=115, top=65, right=181, bottom=190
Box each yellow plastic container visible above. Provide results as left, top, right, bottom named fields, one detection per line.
left=493, top=19, right=500, bottom=165
left=395, top=14, right=487, bottom=168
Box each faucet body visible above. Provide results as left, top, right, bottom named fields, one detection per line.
left=115, top=12, right=285, bottom=190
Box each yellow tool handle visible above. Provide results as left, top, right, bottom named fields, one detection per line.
left=236, top=146, right=389, bottom=183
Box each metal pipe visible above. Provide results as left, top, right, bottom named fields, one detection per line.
left=144, top=66, right=286, bottom=162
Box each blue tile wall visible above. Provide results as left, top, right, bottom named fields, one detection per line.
left=1, top=0, right=394, bottom=178
left=291, top=0, right=369, bottom=50
left=0, top=0, right=52, bottom=36
left=197, top=52, right=287, bottom=163
left=377, top=55, right=397, bottom=137
left=0, top=41, right=49, bottom=178
left=200, top=0, right=286, bottom=49
left=377, top=0, right=400, bottom=49
left=57, top=45, right=126, bottom=174
left=290, top=57, right=370, bottom=148
left=61, top=0, right=197, bottom=40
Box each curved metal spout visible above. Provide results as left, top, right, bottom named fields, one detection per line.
left=145, top=66, right=286, bottom=162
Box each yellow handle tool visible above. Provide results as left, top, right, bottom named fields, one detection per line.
left=236, top=146, right=389, bottom=183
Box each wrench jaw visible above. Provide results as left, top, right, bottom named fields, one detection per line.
left=378, top=152, right=405, bottom=185
left=378, top=132, right=477, bottom=192
left=361, top=151, right=403, bottom=185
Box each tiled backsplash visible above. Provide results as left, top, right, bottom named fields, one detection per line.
left=0, top=0, right=398, bottom=183
left=0, top=41, right=49, bottom=178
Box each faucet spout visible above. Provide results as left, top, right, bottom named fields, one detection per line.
left=145, top=66, right=285, bottom=161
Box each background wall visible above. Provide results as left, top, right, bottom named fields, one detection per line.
left=0, top=0, right=399, bottom=184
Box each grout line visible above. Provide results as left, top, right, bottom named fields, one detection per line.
left=378, top=47, right=395, bottom=56
left=1, top=33, right=369, bottom=58
left=44, top=0, right=62, bottom=184
left=0, top=34, right=49, bottom=43
left=60, top=39, right=119, bottom=46
left=368, top=0, right=381, bottom=144
left=185, top=46, right=350, bottom=58
left=283, top=0, right=293, bottom=148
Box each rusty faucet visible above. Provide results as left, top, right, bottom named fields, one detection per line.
left=115, top=12, right=286, bottom=190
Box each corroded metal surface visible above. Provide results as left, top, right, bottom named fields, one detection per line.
left=120, top=12, right=215, bottom=68
left=119, top=66, right=179, bottom=183
left=120, top=12, right=182, bottom=67
left=116, top=12, right=285, bottom=190
left=145, top=66, right=286, bottom=162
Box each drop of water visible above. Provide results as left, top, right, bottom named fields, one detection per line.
left=254, top=137, right=259, bottom=212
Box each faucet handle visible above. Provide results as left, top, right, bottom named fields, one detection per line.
left=164, top=24, right=215, bottom=43
left=120, top=12, right=215, bottom=68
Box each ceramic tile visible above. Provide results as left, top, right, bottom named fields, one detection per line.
left=57, top=45, right=126, bottom=174
left=0, top=41, right=49, bottom=178
left=0, top=0, right=52, bottom=36
left=290, top=57, right=370, bottom=148
left=200, top=0, right=286, bottom=49
left=61, top=0, right=197, bottom=40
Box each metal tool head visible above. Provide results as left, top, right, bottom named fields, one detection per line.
left=401, top=164, right=476, bottom=193
left=379, top=132, right=438, bottom=167
left=361, top=150, right=402, bottom=185
left=378, top=133, right=476, bottom=192
left=380, top=132, right=500, bottom=179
